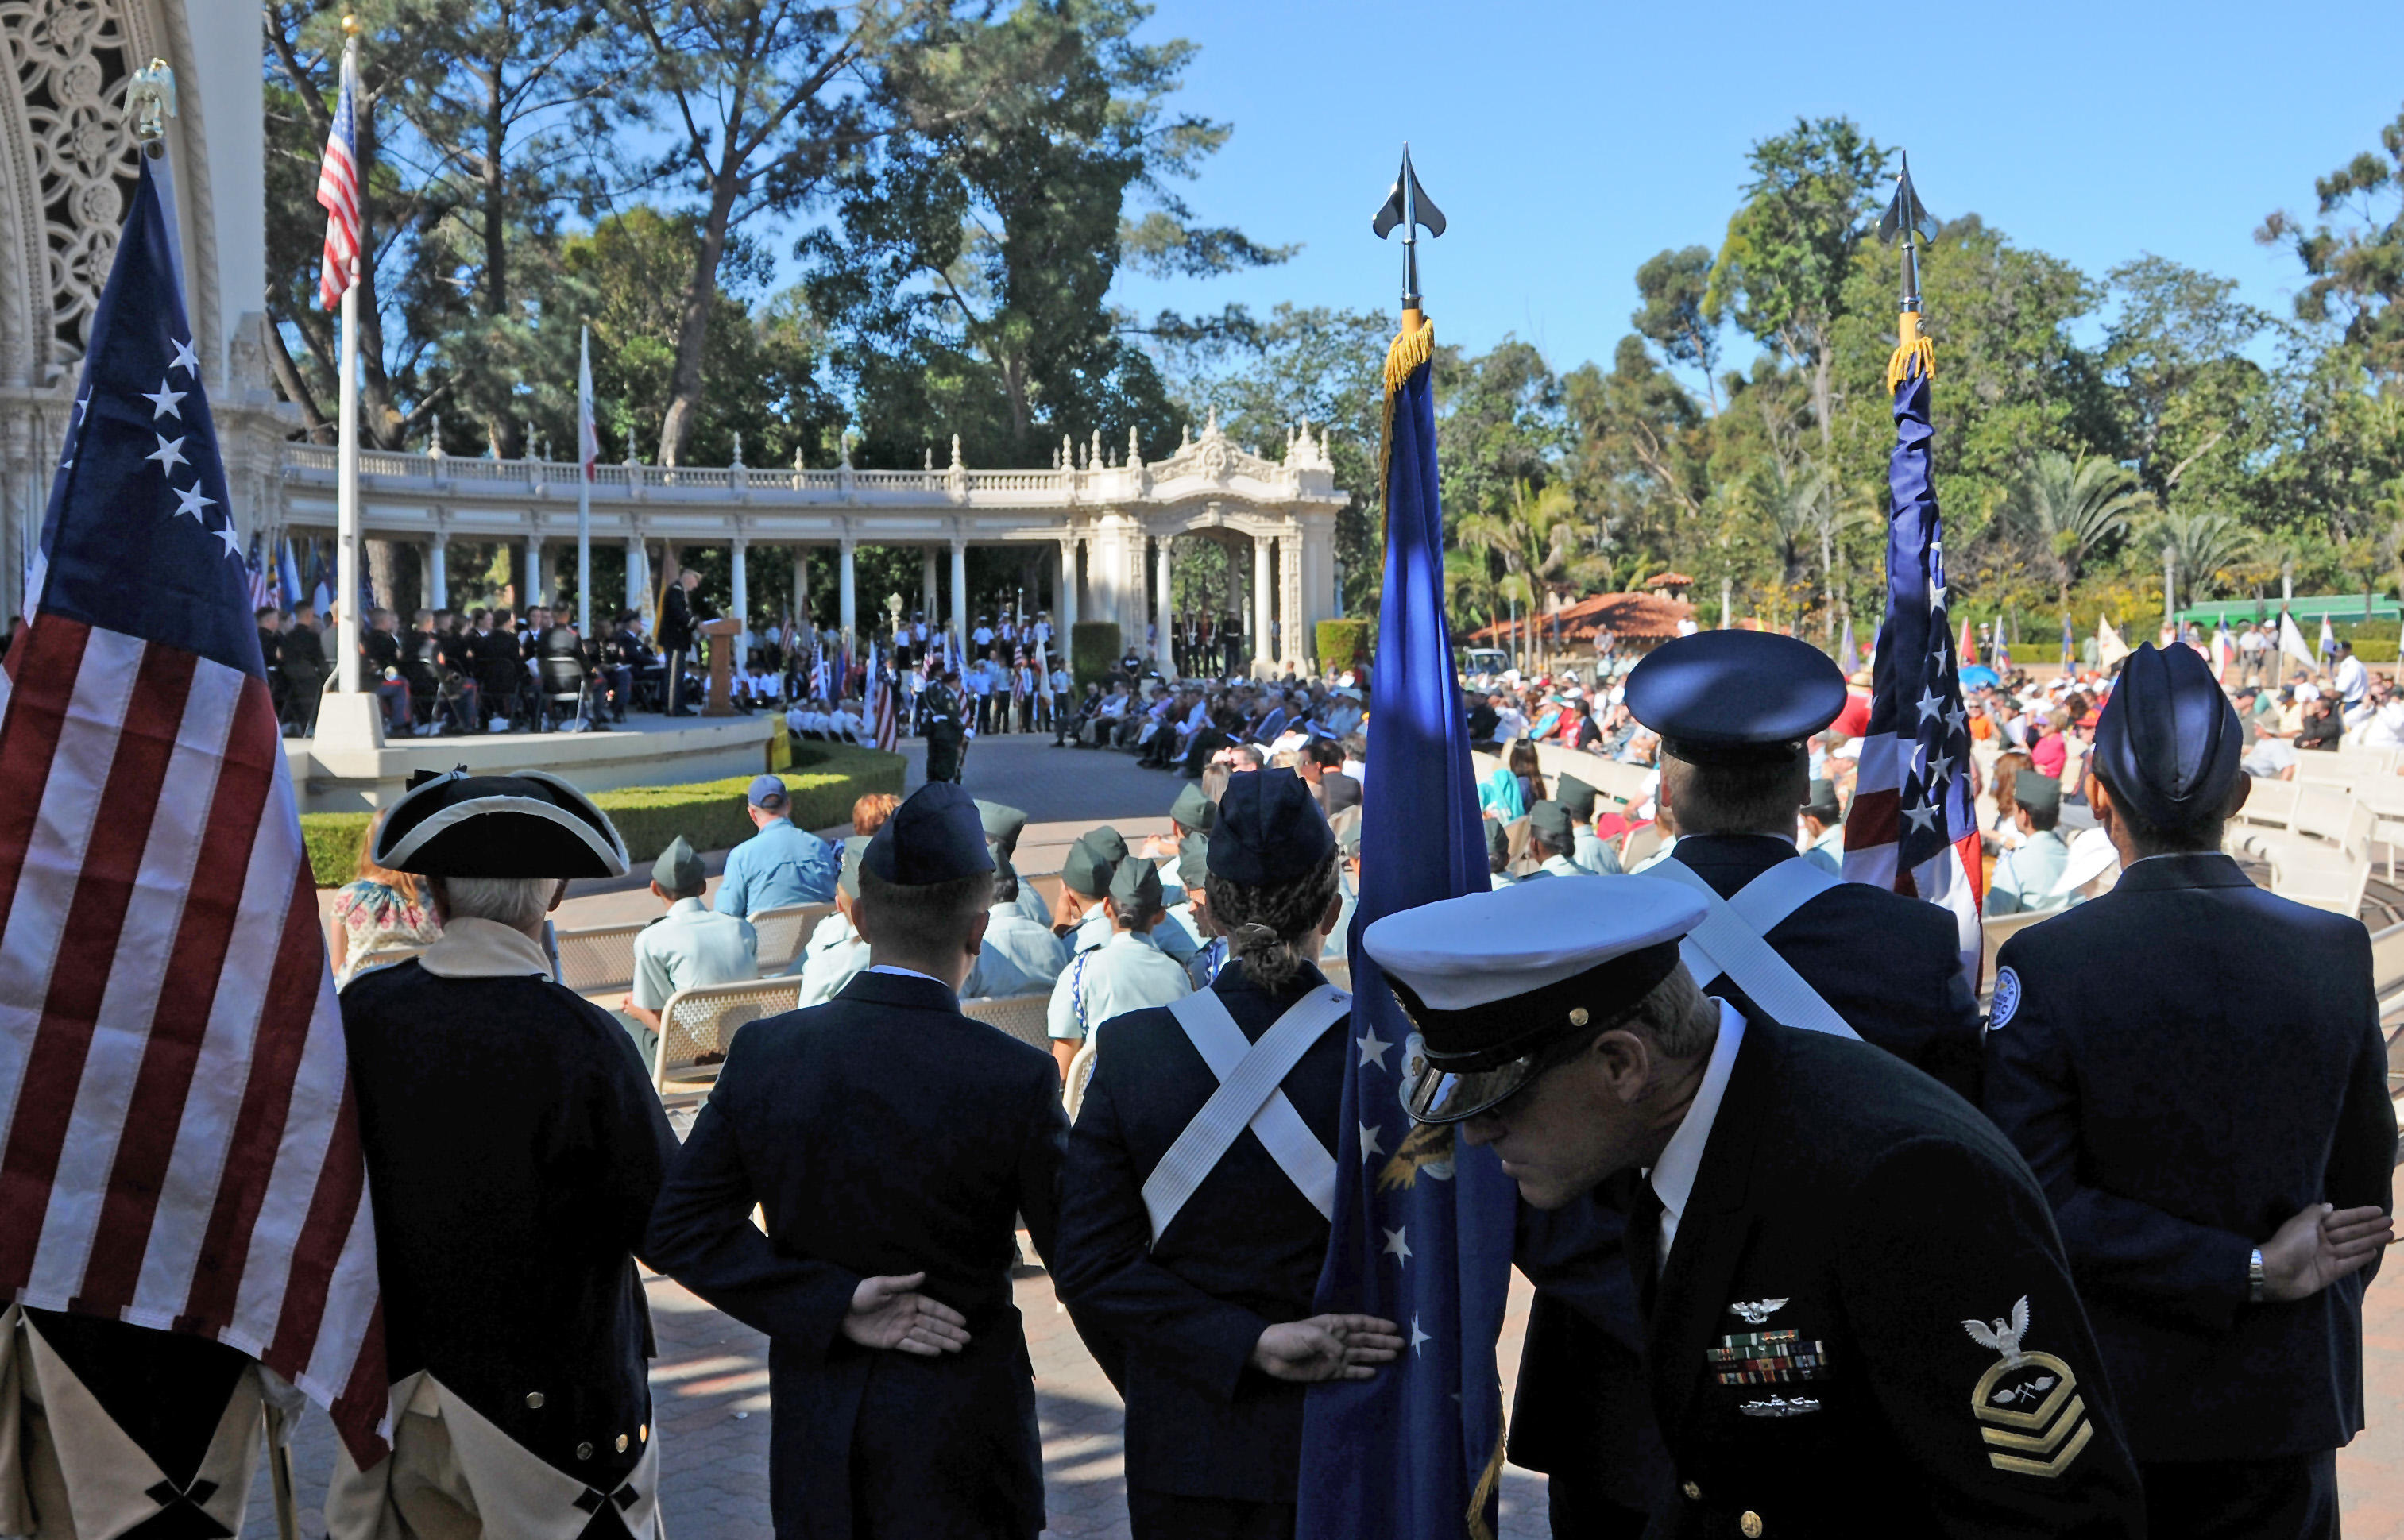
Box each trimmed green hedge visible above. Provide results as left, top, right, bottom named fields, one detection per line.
left=300, top=742, right=905, bottom=886
left=1316, top=619, right=1373, bottom=676
left=1071, top=621, right=1122, bottom=687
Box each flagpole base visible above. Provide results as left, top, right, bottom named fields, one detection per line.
left=311, top=692, right=387, bottom=755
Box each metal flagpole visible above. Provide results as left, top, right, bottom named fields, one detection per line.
left=577, top=324, right=593, bottom=633
left=333, top=21, right=363, bottom=695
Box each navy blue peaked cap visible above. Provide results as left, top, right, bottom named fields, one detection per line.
left=1625, top=631, right=1846, bottom=765
left=1209, top=769, right=1333, bottom=886
left=864, top=781, right=995, bottom=885
left=2092, top=643, right=2240, bottom=832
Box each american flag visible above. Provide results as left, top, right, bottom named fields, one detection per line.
left=0, top=162, right=388, bottom=1461
left=1841, top=351, right=1982, bottom=984
left=869, top=643, right=898, bottom=752
left=314, top=38, right=361, bottom=311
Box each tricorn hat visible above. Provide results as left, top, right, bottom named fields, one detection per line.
left=373, top=767, right=628, bottom=879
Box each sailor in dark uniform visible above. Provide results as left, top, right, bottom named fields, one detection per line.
left=919, top=669, right=968, bottom=783
left=1513, top=629, right=1987, bottom=1534
left=645, top=782, right=1067, bottom=1539
left=1983, top=643, right=2396, bottom=1538
left=1052, top=770, right=1403, bottom=1540
left=1368, top=878, right=2147, bottom=1538
left=330, top=767, right=677, bottom=1539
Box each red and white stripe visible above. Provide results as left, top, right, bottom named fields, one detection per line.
left=315, top=43, right=361, bottom=312
left=1842, top=724, right=1982, bottom=982
left=0, top=616, right=388, bottom=1462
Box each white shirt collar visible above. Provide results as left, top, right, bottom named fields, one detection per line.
left=864, top=963, right=949, bottom=988
left=417, top=916, right=554, bottom=981
left=1645, top=1000, right=1747, bottom=1268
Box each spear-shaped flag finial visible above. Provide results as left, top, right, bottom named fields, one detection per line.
left=1373, top=144, right=1445, bottom=321
left=1880, top=150, right=1936, bottom=389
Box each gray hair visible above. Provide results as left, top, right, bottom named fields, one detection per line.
left=438, top=874, right=555, bottom=931
left=1635, top=964, right=1718, bottom=1059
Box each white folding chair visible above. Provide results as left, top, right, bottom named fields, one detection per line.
left=655, top=978, right=803, bottom=1094
left=960, top=993, right=1054, bottom=1053
left=554, top=920, right=648, bottom=994
left=748, top=901, right=837, bottom=973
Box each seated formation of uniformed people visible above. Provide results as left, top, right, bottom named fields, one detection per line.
left=1048, top=841, right=1193, bottom=1077
left=1046, top=828, right=1124, bottom=1068
left=1366, top=876, right=2148, bottom=1536
left=717, top=774, right=841, bottom=915
left=332, top=767, right=676, bottom=1538
left=1053, top=769, right=1404, bottom=1540
left=1552, top=772, right=1625, bottom=874
left=1985, top=771, right=2070, bottom=916
left=793, top=837, right=873, bottom=1006
left=1520, top=801, right=1590, bottom=881
left=977, top=799, right=1053, bottom=928
left=985, top=866, right=1071, bottom=989
left=646, top=782, right=1068, bottom=1539
left=1984, top=642, right=2398, bottom=1538
left=620, top=834, right=761, bottom=1067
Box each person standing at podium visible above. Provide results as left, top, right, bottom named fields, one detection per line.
left=661, top=569, right=711, bottom=717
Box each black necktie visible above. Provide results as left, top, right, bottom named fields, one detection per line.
left=1627, top=1179, right=1667, bottom=1323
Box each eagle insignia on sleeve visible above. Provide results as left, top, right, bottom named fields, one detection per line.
left=1966, top=1294, right=2092, bottom=1478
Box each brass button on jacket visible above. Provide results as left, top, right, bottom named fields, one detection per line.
left=524, top=1391, right=545, bottom=1410
left=1739, top=1512, right=1764, bottom=1538
left=575, top=1442, right=594, bottom=1461
left=1682, top=1480, right=1702, bottom=1501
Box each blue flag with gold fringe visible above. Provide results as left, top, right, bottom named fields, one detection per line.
left=1298, top=313, right=1518, bottom=1539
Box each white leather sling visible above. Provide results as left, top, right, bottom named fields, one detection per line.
left=1650, top=856, right=1861, bottom=1040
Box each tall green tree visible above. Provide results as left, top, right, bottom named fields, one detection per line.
left=2257, top=103, right=2404, bottom=386
left=2013, top=451, right=2143, bottom=612
left=1632, top=245, right=1722, bottom=411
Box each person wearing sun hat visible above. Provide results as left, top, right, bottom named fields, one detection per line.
left=329, top=767, right=676, bottom=1540
left=1053, top=769, right=1402, bottom=1538
left=1983, top=643, right=2396, bottom=1536
left=1365, top=877, right=2143, bottom=1538
left=646, top=779, right=1066, bottom=1539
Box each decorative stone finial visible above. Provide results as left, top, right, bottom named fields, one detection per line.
left=1127, top=423, right=1142, bottom=468
left=925, top=446, right=934, bottom=472
left=1090, top=429, right=1103, bottom=469
left=951, top=433, right=963, bottom=468
left=732, top=431, right=744, bottom=466
left=1204, top=406, right=1219, bottom=438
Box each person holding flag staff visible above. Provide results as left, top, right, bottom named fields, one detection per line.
left=1053, top=769, right=1404, bottom=1539
left=1363, top=876, right=2147, bottom=1536
left=1983, top=642, right=2395, bottom=1538
left=330, top=769, right=675, bottom=1538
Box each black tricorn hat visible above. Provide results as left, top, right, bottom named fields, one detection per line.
left=372, top=767, right=629, bottom=879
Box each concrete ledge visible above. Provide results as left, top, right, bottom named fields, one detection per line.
left=286, top=716, right=779, bottom=812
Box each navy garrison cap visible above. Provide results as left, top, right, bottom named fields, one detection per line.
left=863, top=782, right=995, bottom=886
left=2092, top=643, right=2241, bottom=832
left=1625, top=631, right=1847, bottom=766
left=1209, top=769, right=1333, bottom=886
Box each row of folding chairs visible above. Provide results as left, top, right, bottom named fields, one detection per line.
left=2230, top=780, right=2387, bottom=914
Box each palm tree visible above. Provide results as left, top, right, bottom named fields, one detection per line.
left=2016, top=452, right=2144, bottom=612
left=1459, top=481, right=1610, bottom=666
left=2160, top=510, right=2255, bottom=611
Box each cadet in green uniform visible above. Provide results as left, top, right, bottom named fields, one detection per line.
left=978, top=799, right=1053, bottom=929
left=1047, top=832, right=1125, bottom=1075
left=797, top=838, right=872, bottom=1006
left=986, top=867, right=1072, bottom=989
left=1556, top=773, right=1625, bottom=875
left=1487, top=819, right=1518, bottom=890
left=1049, top=856, right=1192, bottom=1076
left=1518, top=802, right=1592, bottom=881
left=624, top=836, right=761, bottom=1066
left=1986, top=773, right=2070, bottom=917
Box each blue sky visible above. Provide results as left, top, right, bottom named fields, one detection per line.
left=1103, top=0, right=2404, bottom=377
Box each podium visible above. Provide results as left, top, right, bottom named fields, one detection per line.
left=698, top=617, right=744, bottom=716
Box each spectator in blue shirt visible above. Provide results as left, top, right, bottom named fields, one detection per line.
left=713, top=774, right=839, bottom=916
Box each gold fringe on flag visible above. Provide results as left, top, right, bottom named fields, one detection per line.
left=1376, top=311, right=1435, bottom=554
left=1466, top=1424, right=1507, bottom=1540
left=1886, top=307, right=1936, bottom=392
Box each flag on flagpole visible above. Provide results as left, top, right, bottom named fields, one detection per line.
left=1298, top=311, right=1515, bottom=1540
left=2319, top=614, right=2337, bottom=662
left=871, top=643, right=898, bottom=752
left=2280, top=610, right=2317, bottom=669
left=1840, top=283, right=1983, bottom=988
left=2099, top=615, right=2132, bottom=669
left=1957, top=612, right=1976, bottom=669
left=577, top=327, right=600, bottom=484
left=314, top=37, right=361, bottom=311
left=1838, top=612, right=1858, bottom=674
left=0, top=157, right=388, bottom=1462
left=2061, top=613, right=2075, bottom=670
left=245, top=531, right=270, bottom=609
left=279, top=535, right=301, bottom=609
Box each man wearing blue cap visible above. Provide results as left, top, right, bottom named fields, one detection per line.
left=1513, top=630, right=1986, bottom=1537
left=1054, top=770, right=1403, bottom=1538
left=717, top=774, right=841, bottom=915
left=1984, top=643, right=2395, bottom=1538
left=647, top=780, right=1066, bottom=1539
left=1368, top=877, right=2145, bottom=1537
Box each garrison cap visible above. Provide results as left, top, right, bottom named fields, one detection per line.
left=1108, top=855, right=1163, bottom=913
left=651, top=835, right=705, bottom=894
left=862, top=782, right=995, bottom=886
left=1366, top=875, right=1710, bottom=1123
left=1062, top=827, right=1125, bottom=899
left=1527, top=800, right=1575, bottom=852
left=1625, top=631, right=1847, bottom=766
left=2092, top=643, right=2242, bottom=833
left=2013, top=773, right=2062, bottom=816
left=976, top=799, right=1030, bottom=856
left=1171, top=782, right=1217, bottom=834
left=1209, top=769, right=1334, bottom=886
left=373, top=767, right=628, bottom=879
left=837, top=836, right=871, bottom=901
left=1177, top=835, right=1210, bottom=893
left=1554, top=772, right=1599, bottom=824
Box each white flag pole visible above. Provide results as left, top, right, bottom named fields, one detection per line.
left=333, top=34, right=362, bottom=697
left=577, top=324, right=594, bottom=634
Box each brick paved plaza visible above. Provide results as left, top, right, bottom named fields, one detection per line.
left=257, top=737, right=2403, bottom=1538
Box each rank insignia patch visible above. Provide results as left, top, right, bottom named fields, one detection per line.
left=1965, top=1295, right=2091, bottom=1478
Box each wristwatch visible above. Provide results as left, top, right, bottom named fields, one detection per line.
left=2248, top=1248, right=2267, bottom=1304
